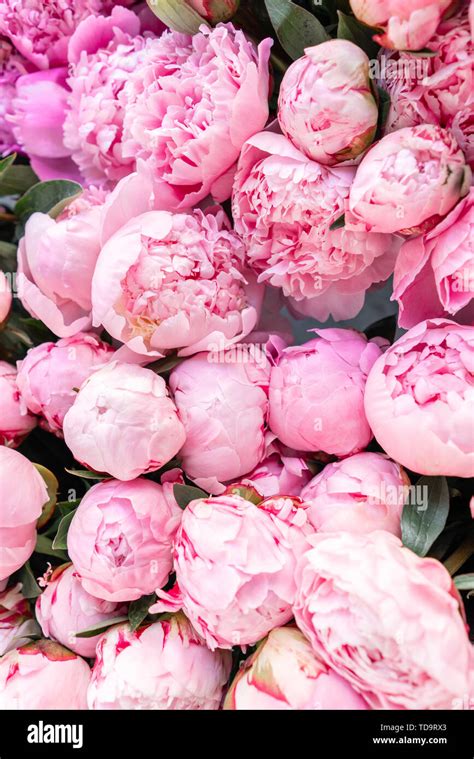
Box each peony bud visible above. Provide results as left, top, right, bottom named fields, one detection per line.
left=278, top=40, right=378, bottom=165
left=63, top=361, right=186, bottom=481
left=301, top=452, right=409, bottom=536
left=269, top=329, right=386, bottom=457
left=224, top=626, right=368, bottom=710
left=88, top=615, right=232, bottom=709
left=0, top=269, right=12, bottom=324
left=67, top=473, right=183, bottom=602
left=36, top=564, right=127, bottom=658
left=0, top=639, right=91, bottom=709
left=16, top=333, right=114, bottom=437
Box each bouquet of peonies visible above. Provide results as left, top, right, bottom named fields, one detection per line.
left=0, top=0, right=473, bottom=712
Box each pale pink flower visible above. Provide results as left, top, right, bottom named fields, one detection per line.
left=92, top=208, right=264, bottom=358
left=350, top=0, right=455, bottom=51
left=0, top=270, right=12, bottom=324
left=233, top=130, right=399, bottom=321
left=36, top=564, right=127, bottom=658
left=349, top=125, right=471, bottom=235
left=0, top=447, right=48, bottom=582
left=364, top=319, right=474, bottom=477
left=67, top=473, right=183, bottom=602
left=17, top=187, right=108, bottom=338
left=16, top=333, right=114, bottom=437
left=0, top=361, right=37, bottom=447
left=278, top=40, right=378, bottom=165
left=121, top=23, right=272, bottom=209
left=224, top=626, right=368, bottom=710
left=301, top=452, right=409, bottom=536
left=294, top=530, right=474, bottom=709
left=152, top=493, right=311, bottom=650
left=88, top=616, right=232, bottom=710
left=0, top=639, right=90, bottom=709
left=269, top=329, right=386, bottom=457
left=63, top=362, right=186, bottom=481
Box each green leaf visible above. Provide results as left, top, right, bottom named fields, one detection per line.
left=173, top=483, right=209, bottom=510
left=15, top=180, right=82, bottom=224
left=65, top=468, right=109, bottom=480
left=16, top=562, right=41, bottom=599
left=329, top=213, right=345, bottom=231
left=148, top=353, right=185, bottom=375
left=145, top=0, right=209, bottom=34
left=337, top=11, right=380, bottom=59
left=264, top=0, right=330, bottom=60
left=75, top=616, right=129, bottom=639
left=34, top=464, right=59, bottom=529
left=52, top=509, right=77, bottom=551
left=0, top=241, right=17, bottom=270
left=35, top=534, right=69, bottom=561
left=376, top=86, right=391, bottom=134
left=0, top=153, right=16, bottom=182
left=0, top=165, right=39, bottom=196
left=401, top=476, right=450, bottom=557
left=223, top=484, right=263, bottom=505
left=128, top=594, right=156, bottom=632
left=454, top=573, right=474, bottom=591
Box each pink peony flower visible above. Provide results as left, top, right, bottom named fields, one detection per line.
left=63, top=362, right=186, bottom=481
left=349, top=125, right=471, bottom=235
left=0, top=270, right=12, bottom=324
left=293, top=530, right=474, bottom=709
left=169, top=346, right=270, bottom=494
left=0, top=583, right=39, bottom=656
left=10, top=67, right=80, bottom=182
left=36, top=564, right=127, bottom=658
left=301, top=452, right=409, bottom=536
left=16, top=333, right=114, bottom=437
left=88, top=616, right=232, bottom=709
left=92, top=208, right=264, bottom=358
left=0, top=361, right=37, bottom=447
left=121, top=23, right=272, bottom=209
left=0, top=447, right=48, bottom=582
left=0, top=639, right=91, bottom=709
left=238, top=444, right=312, bottom=500
left=278, top=40, right=378, bottom=165
left=393, top=188, right=474, bottom=328
left=365, top=319, right=474, bottom=477
left=152, top=493, right=311, bottom=650
left=17, top=187, right=108, bottom=338
left=67, top=472, right=183, bottom=601
left=63, top=7, right=147, bottom=187
left=224, top=625, right=368, bottom=710
left=0, top=0, right=134, bottom=69
left=0, top=40, right=29, bottom=156
left=349, top=0, right=455, bottom=51
left=232, top=130, right=399, bottom=321
left=381, top=4, right=474, bottom=168
left=269, top=329, right=386, bottom=457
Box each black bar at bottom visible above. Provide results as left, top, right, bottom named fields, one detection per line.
left=0, top=710, right=472, bottom=757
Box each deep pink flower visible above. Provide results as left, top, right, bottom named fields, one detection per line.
left=0, top=0, right=134, bottom=69
left=0, top=40, right=29, bottom=156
